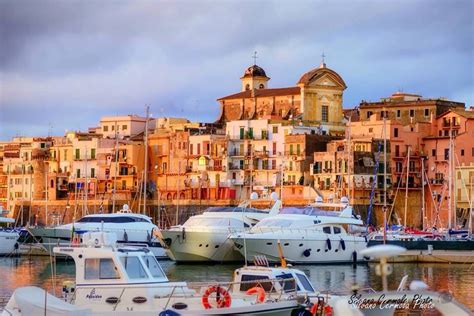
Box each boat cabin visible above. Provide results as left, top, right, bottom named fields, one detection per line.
left=54, top=232, right=169, bottom=287
left=232, top=265, right=316, bottom=295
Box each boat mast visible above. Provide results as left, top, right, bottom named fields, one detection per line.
left=383, top=109, right=387, bottom=243
left=143, top=105, right=150, bottom=215
left=421, top=157, right=425, bottom=230
left=84, top=145, right=88, bottom=217
left=45, top=161, right=49, bottom=226
left=176, top=161, right=180, bottom=225
left=448, top=128, right=453, bottom=229
left=403, top=146, right=411, bottom=227
left=347, top=113, right=352, bottom=203
left=112, top=121, right=119, bottom=212
left=250, top=143, right=253, bottom=208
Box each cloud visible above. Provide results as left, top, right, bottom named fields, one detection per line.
left=0, top=0, right=473, bottom=139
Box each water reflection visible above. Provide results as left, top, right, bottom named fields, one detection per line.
left=0, top=257, right=473, bottom=310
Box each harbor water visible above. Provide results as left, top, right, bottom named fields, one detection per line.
left=0, top=256, right=473, bottom=311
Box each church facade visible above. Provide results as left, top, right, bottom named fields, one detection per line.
left=217, top=61, right=347, bottom=135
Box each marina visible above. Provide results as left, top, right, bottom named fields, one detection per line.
left=1, top=253, right=474, bottom=312
left=1, top=0, right=473, bottom=314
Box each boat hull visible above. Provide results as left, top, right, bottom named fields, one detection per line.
left=0, top=231, right=19, bottom=255
left=27, top=227, right=168, bottom=258
left=159, top=229, right=244, bottom=262
left=232, top=234, right=368, bottom=264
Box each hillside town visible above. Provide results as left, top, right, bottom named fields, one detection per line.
left=1, top=60, right=473, bottom=230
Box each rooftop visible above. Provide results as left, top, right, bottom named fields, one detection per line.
left=218, top=86, right=300, bottom=101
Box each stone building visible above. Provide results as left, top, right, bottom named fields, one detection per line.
left=217, top=61, right=346, bottom=135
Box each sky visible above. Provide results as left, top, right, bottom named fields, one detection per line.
left=0, top=0, right=473, bottom=140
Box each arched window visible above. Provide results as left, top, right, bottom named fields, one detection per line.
left=245, top=84, right=250, bottom=91
left=259, top=83, right=264, bottom=89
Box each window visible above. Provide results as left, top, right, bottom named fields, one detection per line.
left=277, top=273, right=298, bottom=292
left=432, top=149, right=436, bottom=157
left=76, top=169, right=81, bottom=178
left=395, top=145, right=400, bottom=157
left=189, top=144, right=193, bottom=155
left=369, top=128, right=373, bottom=133
left=91, top=168, right=95, bottom=178
left=259, top=83, right=264, bottom=89
left=321, top=106, right=328, bottom=122
left=75, top=149, right=80, bottom=159
left=103, top=125, right=109, bottom=132
left=111, top=125, right=115, bottom=131
left=381, top=110, right=388, bottom=118
left=396, top=162, right=402, bottom=173
left=91, top=148, right=96, bottom=159
left=296, top=144, right=301, bottom=155
left=396, top=110, right=401, bottom=118
left=424, top=109, right=429, bottom=117
left=409, top=109, right=415, bottom=117
left=197, top=144, right=201, bottom=155
left=245, top=84, right=250, bottom=91
left=296, top=273, right=314, bottom=292
left=85, top=258, right=120, bottom=280
left=273, top=142, right=277, bottom=155
left=120, top=256, right=148, bottom=279
left=333, top=227, right=341, bottom=234
left=394, top=128, right=399, bottom=138
left=122, top=125, right=127, bottom=130
left=472, top=148, right=474, bottom=156
left=366, top=111, right=373, bottom=119
left=444, top=148, right=449, bottom=160
left=272, top=126, right=278, bottom=134
left=240, top=275, right=273, bottom=292
left=323, top=227, right=331, bottom=234
left=461, top=149, right=465, bottom=156
left=143, top=255, right=165, bottom=278
left=289, top=144, right=293, bottom=155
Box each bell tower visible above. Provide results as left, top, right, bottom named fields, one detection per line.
left=240, top=51, right=270, bottom=91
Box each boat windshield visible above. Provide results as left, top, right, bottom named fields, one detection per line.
left=206, top=207, right=268, bottom=214
left=280, top=207, right=344, bottom=217
left=142, top=255, right=166, bottom=279
left=296, top=273, right=315, bottom=292
left=253, top=218, right=295, bottom=229
left=77, top=216, right=151, bottom=223
left=183, top=217, right=249, bottom=228
left=120, top=256, right=148, bottom=279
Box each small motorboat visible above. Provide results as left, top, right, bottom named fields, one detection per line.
left=1, top=232, right=315, bottom=316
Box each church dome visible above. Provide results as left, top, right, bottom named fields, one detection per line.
left=242, top=64, right=268, bottom=78
left=297, top=63, right=346, bottom=88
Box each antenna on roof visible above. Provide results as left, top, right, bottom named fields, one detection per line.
left=252, top=51, right=258, bottom=65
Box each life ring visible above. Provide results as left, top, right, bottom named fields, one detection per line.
left=246, top=286, right=266, bottom=303
left=310, top=303, right=318, bottom=315
left=201, top=285, right=231, bottom=309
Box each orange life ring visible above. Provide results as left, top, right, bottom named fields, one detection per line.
left=201, top=285, right=232, bottom=309
left=246, top=286, right=266, bottom=304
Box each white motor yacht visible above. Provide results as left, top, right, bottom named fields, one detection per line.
left=230, top=197, right=368, bottom=264
left=157, top=198, right=281, bottom=263
left=0, top=211, right=19, bottom=255
left=27, top=204, right=167, bottom=258
left=1, top=232, right=315, bottom=316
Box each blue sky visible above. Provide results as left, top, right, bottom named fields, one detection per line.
left=0, top=0, right=473, bottom=140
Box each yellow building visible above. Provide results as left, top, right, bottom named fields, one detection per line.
left=217, top=60, right=346, bottom=135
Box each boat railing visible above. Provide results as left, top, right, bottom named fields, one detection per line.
left=69, top=277, right=301, bottom=308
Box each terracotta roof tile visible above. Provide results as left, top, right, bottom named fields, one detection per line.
left=218, top=87, right=300, bottom=101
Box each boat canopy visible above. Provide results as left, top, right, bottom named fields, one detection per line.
left=280, top=206, right=348, bottom=217
left=205, top=206, right=269, bottom=214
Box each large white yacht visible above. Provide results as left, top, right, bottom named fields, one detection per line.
left=1, top=232, right=314, bottom=316
left=0, top=210, right=19, bottom=255
left=27, top=204, right=167, bottom=258
left=157, top=198, right=281, bottom=262
left=230, top=197, right=368, bottom=264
